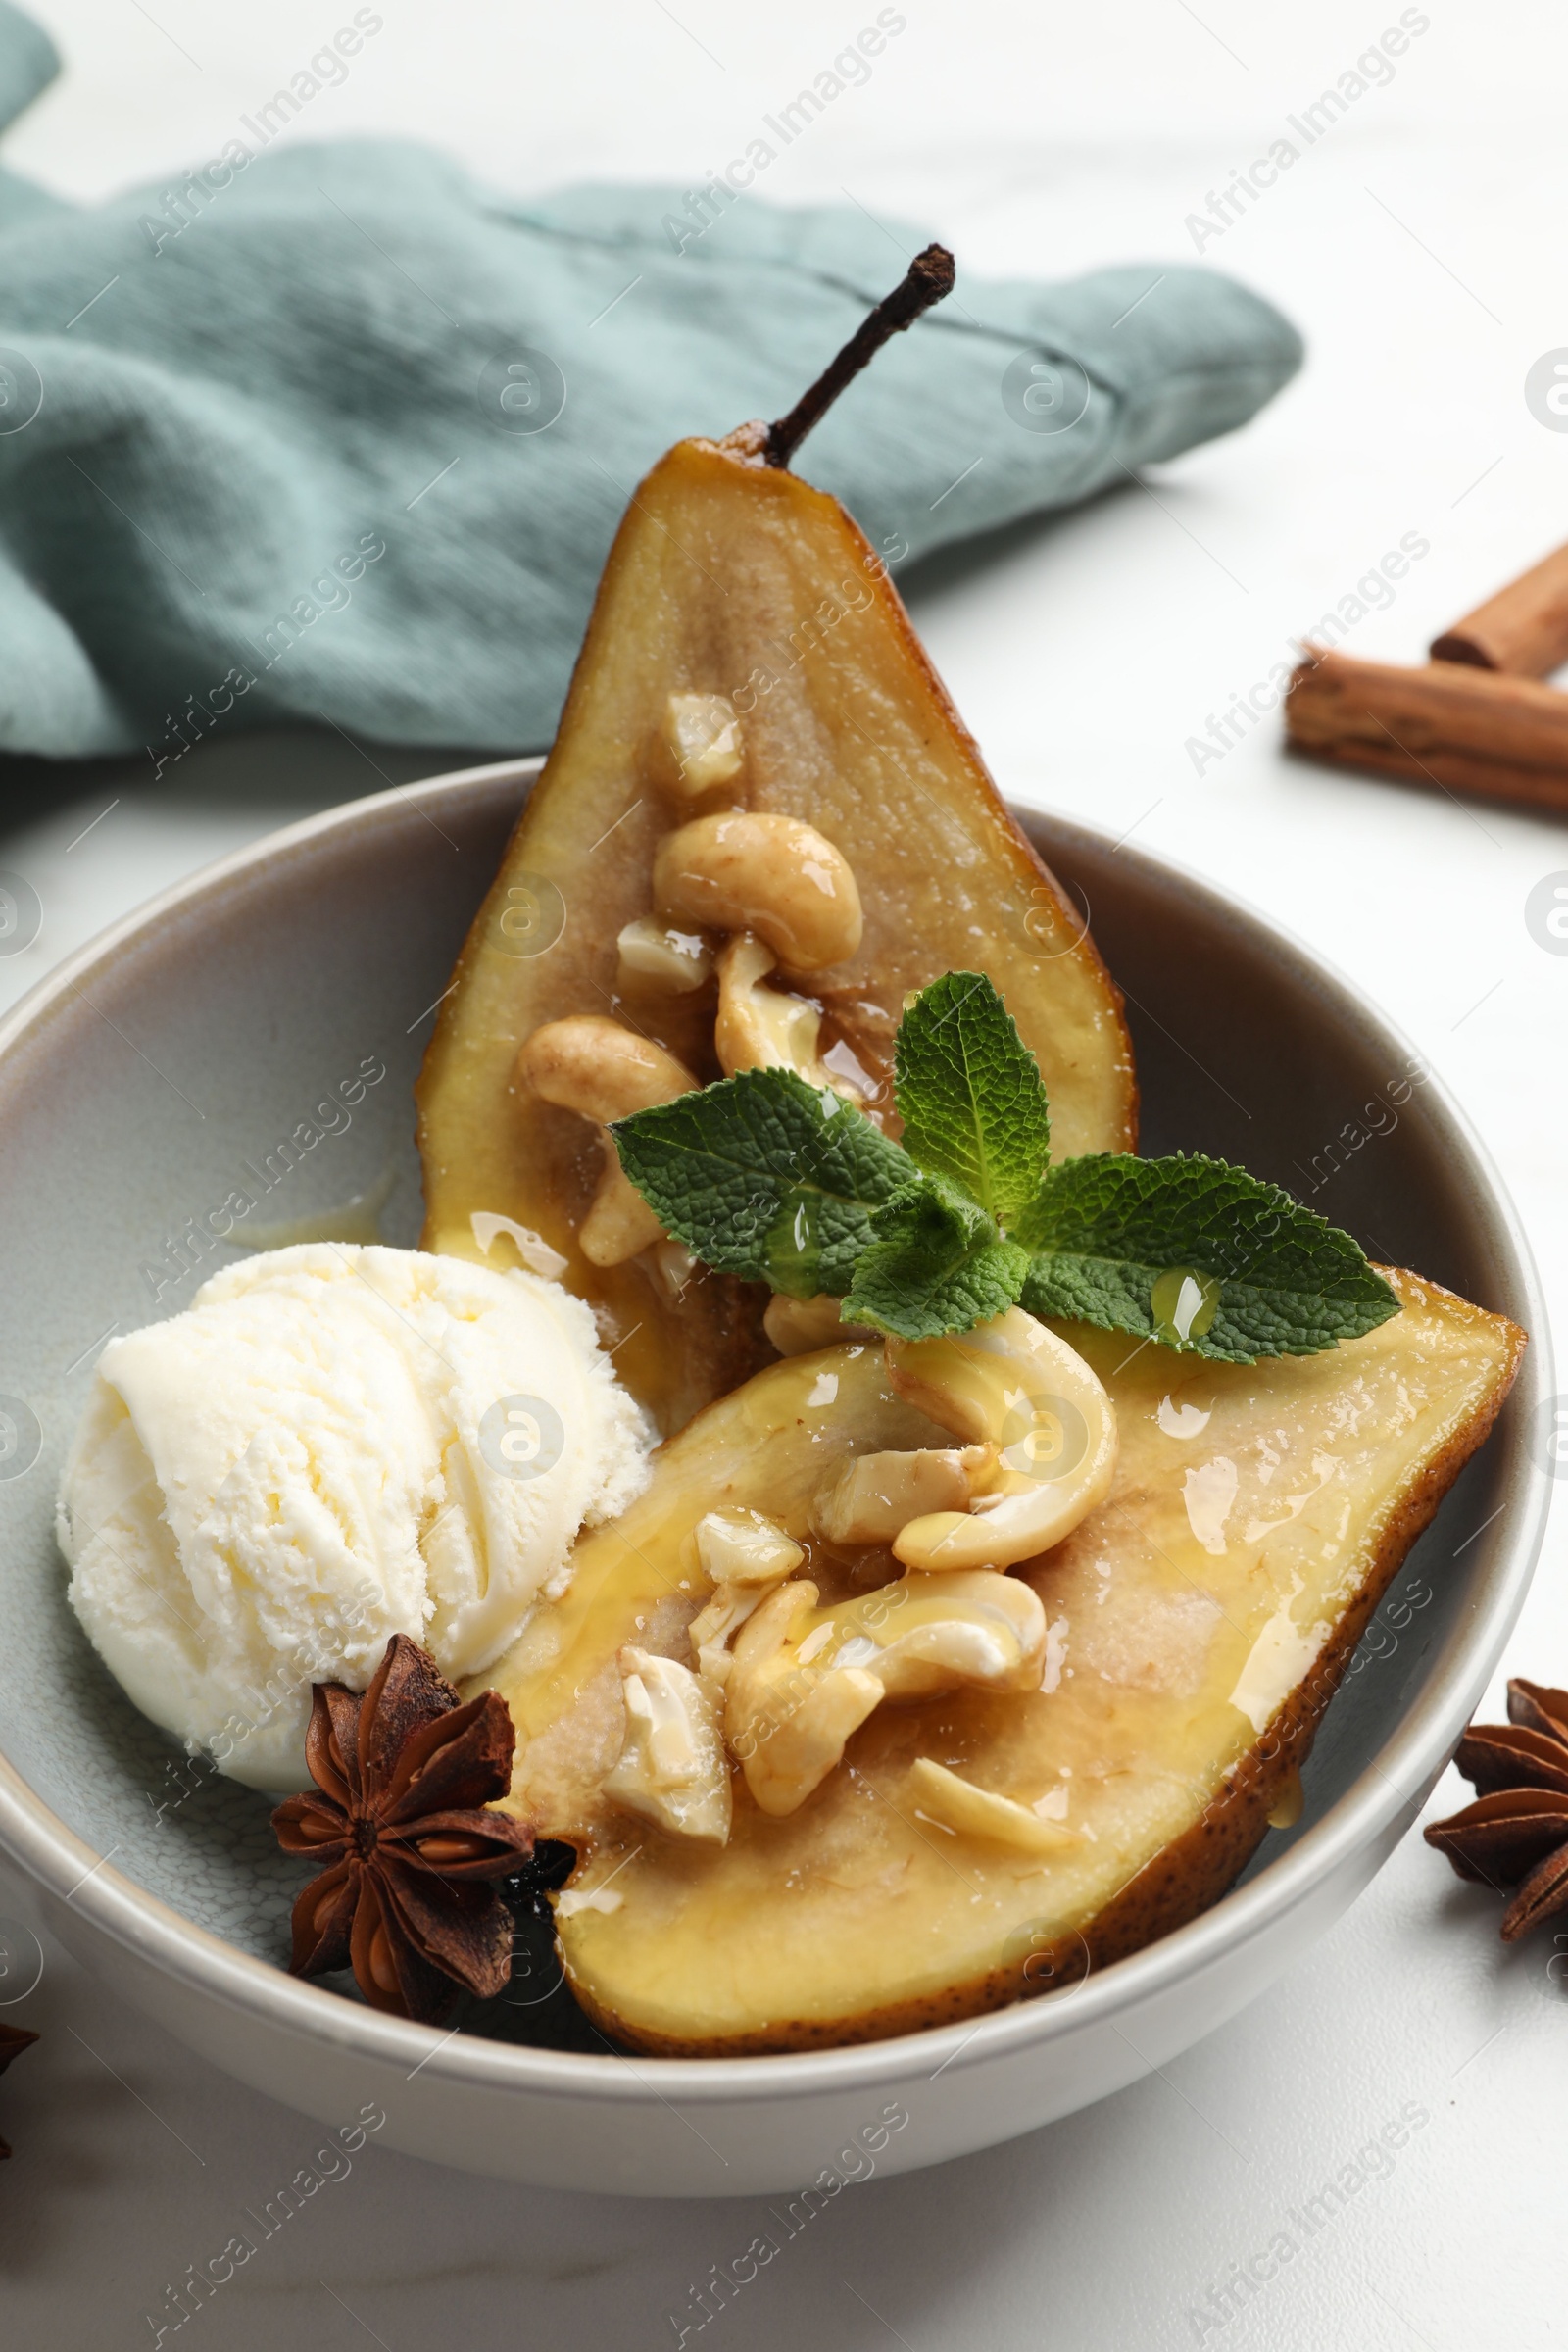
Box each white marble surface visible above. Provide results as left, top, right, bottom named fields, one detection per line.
left=2, top=2, right=1566, bottom=2345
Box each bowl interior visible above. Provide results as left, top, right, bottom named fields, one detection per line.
left=0, top=768, right=1534, bottom=2050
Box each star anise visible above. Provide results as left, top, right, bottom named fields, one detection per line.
left=1425, top=1677, right=1568, bottom=1939
left=271, top=1634, right=535, bottom=2024
left=0, top=2022, right=38, bottom=2160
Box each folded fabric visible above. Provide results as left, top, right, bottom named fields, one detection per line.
left=0, top=3, right=1302, bottom=766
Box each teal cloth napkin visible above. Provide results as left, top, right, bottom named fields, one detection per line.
left=0, top=4, right=1301, bottom=764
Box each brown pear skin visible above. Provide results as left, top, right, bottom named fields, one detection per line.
left=481, top=1269, right=1522, bottom=2055
left=416, top=431, right=1136, bottom=1433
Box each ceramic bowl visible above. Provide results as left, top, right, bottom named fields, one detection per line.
left=0, top=760, right=1548, bottom=2196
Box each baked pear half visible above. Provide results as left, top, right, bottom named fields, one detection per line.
left=484, top=1268, right=1521, bottom=2055
left=416, top=308, right=1134, bottom=1433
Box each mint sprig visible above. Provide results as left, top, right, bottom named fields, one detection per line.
left=611, top=973, right=1400, bottom=1358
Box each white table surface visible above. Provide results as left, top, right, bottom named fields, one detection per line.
left=2, top=3, right=1565, bottom=2345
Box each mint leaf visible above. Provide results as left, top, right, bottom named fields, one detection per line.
left=611, top=1069, right=909, bottom=1298
left=1016, top=1152, right=1399, bottom=1362
left=895, top=972, right=1050, bottom=1229
left=844, top=1173, right=1031, bottom=1341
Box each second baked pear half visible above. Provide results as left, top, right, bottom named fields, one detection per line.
left=417, top=255, right=1136, bottom=1431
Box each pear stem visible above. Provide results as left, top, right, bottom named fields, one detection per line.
left=764, top=243, right=956, bottom=469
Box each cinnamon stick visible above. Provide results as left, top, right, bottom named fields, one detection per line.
left=1430, top=539, right=1568, bottom=675
left=1285, top=646, right=1568, bottom=811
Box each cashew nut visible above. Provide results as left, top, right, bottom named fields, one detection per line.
left=653, top=812, right=862, bottom=972
left=715, top=933, right=827, bottom=1081
left=602, top=1647, right=732, bottom=1843
left=725, top=1571, right=1046, bottom=1817
left=687, top=1587, right=753, bottom=1685
left=811, top=1446, right=995, bottom=1546
left=616, top=915, right=717, bottom=996
left=695, top=1506, right=804, bottom=1587
left=685, top=1510, right=803, bottom=1679
left=648, top=1238, right=699, bottom=1298
left=725, top=1583, right=884, bottom=1816
left=659, top=692, right=745, bottom=798
left=846, top=1569, right=1046, bottom=1701
left=688, top=1509, right=804, bottom=1683
left=886, top=1308, right=1118, bottom=1572
left=907, top=1758, right=1081, bottom=1855
left=517, top=1015, right=697, bottom=1267
left=763, top=1293, right=879, bottom=1356
left=712, top=933, right=876, bottom=1119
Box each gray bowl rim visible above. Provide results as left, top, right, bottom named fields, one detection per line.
left=0, top=757, right=1550, bottom=2105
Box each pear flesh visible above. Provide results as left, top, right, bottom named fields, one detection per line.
left=485, top=1269, right=1521, bottom=2055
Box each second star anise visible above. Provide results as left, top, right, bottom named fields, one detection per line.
left=1425, top=1676, right=1568, bottom=1939
left=272, top=1634, right=536, bottom=2024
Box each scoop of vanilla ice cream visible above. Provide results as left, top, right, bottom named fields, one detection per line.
left=57, top=1244, right=655, bottom=1790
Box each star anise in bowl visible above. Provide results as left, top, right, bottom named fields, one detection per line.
left=272, top=1634, right=537, bottom=2024
left=0, top=2021, right=38, bottom=2160
left=1425, top=1677, right=1568, bottom=1939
